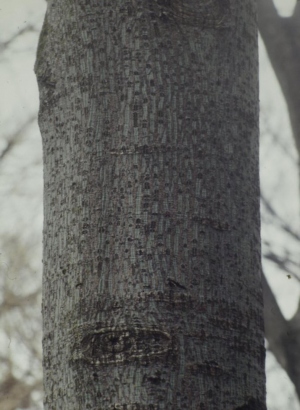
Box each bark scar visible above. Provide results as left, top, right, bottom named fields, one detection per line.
left=69, top=324, right=173, bottom=365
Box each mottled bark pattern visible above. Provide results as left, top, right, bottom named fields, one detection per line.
left=36, top=0, right=265, bottom=408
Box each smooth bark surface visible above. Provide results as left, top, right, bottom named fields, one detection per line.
left=36, top=1, right=265, bottom=408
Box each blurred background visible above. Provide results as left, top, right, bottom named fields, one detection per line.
left=0, top=0, right=299, bottom=408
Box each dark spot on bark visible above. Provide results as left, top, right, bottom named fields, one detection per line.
left=147, top=375, right=162, bottom=385
left=235, top=398, right=266, bottom=410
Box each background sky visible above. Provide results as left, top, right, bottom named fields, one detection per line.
left=0, top=0, right=299, bottom=409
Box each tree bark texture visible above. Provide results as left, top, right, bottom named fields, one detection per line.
left=35, top=0, right=265, bottom=409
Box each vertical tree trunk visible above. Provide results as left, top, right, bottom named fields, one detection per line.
left=35, top=1, right=266, bottom=408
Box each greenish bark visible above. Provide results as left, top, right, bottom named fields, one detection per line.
left=36, top=0, right=266, bottom=409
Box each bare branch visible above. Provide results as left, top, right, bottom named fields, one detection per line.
left=0, top=116, right=36, bottom=163
left=261, top=193, right=300, bottom=242
left=0, top=26, right=38, bottom=53
left=262, top=272, right=288, bottom=369
left=264, top=251, right=300, bottom=281
left=258, top=0, right=300, bottom=154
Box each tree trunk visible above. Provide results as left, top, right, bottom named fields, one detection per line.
left=35, top=1, right=266, bottom=408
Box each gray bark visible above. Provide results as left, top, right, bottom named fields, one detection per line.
left=35, top=0, right=265, bottom=409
